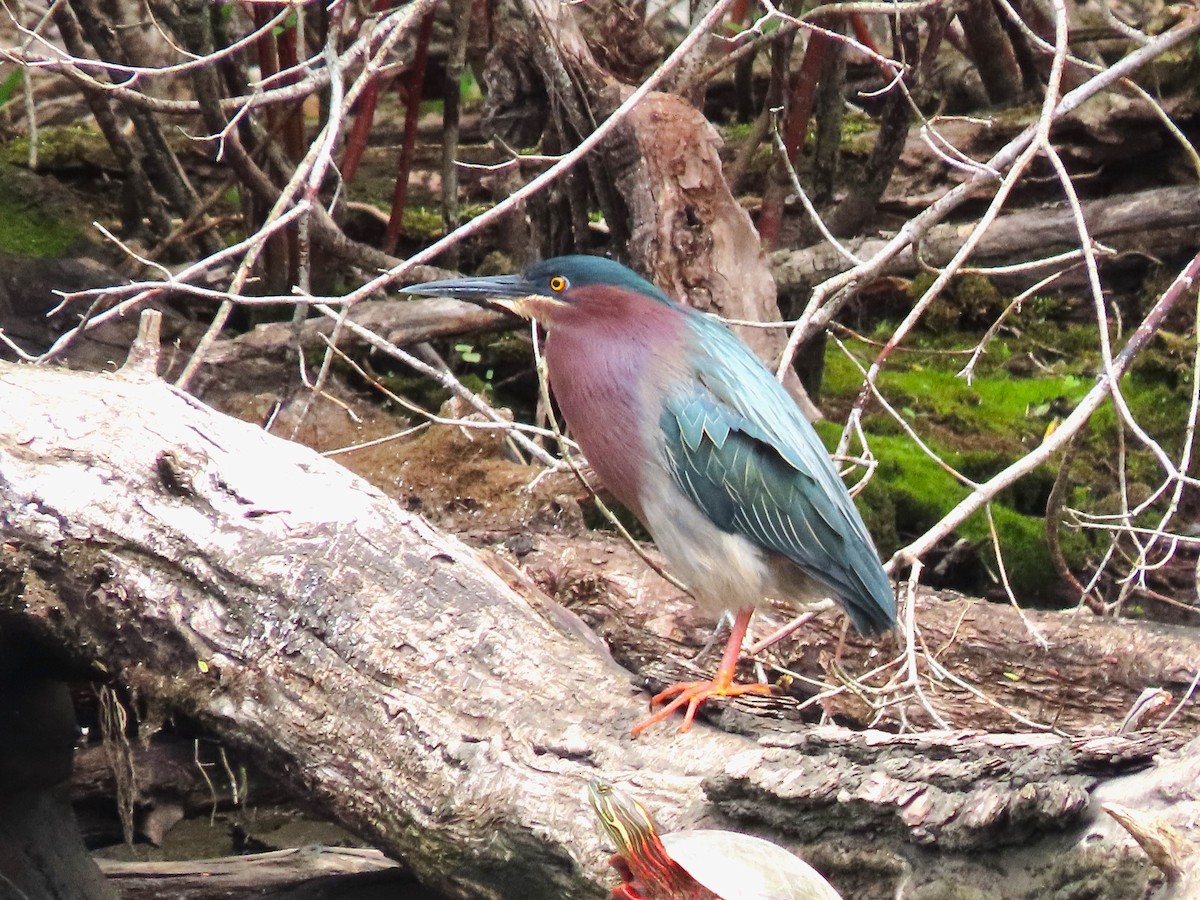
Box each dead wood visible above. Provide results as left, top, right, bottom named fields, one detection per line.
left=96, top=847, right=408, bottom=900
left=1090, top=737, right=1200, bottom=899
left=490, top=526, right=1200, bottom=737
left=609, top=90, right=779, bottom=358
left=957, top=0, right=1024, bottom=104
left=771, top=185, right=1200, bottom=297
left=1, top=320, right=1198, bottom=898
left=610, top=91, right=821, bottom=416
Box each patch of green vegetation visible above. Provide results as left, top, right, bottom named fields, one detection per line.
left=1085, top=369, right=1194, bottom=490
left=841, top=112, right=874, bottom=137
left=459, top=68, right=483, bottom=106
left=402, top=206, right=445, bottom=239
left=0, top=195, right=79, bottom=256
left=839, top=112, right=877, bottom=155
left=0, top=123, right=113, bottom=171
left=0, top=69, right=23, bottom=107
left=720, top=121, right=757, bottom=142
left=823, top=350, right=1091, bottom=451
left=817, top=417, right=1085, bottom=600
left=818, top=335, right=1113, bottom=604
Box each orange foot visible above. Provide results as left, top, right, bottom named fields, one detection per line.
left=630, top=677, right=771, bottom=736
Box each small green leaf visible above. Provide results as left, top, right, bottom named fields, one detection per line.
left=0, top=69, right=23, bottom=107
left=455, top=343, right=481, bottom=364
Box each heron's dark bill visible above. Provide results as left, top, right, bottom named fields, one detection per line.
left=404, top=274, right=530, bottom=303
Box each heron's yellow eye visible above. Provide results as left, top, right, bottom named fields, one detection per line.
left=549, top=275, right=568, bottom=293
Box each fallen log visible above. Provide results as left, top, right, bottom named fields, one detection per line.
left=96, top=847, right=407, bottom=900
left=770, top=185, right=1200, bottom=297
left=1, top=315, right=1196, bottom=899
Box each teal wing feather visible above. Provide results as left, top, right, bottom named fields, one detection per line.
left=662, top=316, right=895, bottom=634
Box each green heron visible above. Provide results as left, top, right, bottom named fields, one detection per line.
left=408, top=256, right=895, bottom=735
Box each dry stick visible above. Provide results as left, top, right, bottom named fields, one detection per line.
left=288, top=18, right=353, bottom=418
left=1127, top=290, right=1200, bottom=588
left=77, top=0, right=739, bottom=346
left=1051, top=147, right=1200, bottom=494
left=829, top=4, right=1200, bottom=638
left=1094, top=298, right=1200, bottom=611
left=39, top=0, right=431, bottom=365
left=897, top=561, right=949, bottom=729
left=1043, top=427, right=1099, bottom=610
left=439, top=0, right=472, bottom=267
left=830, top=336, right=976, bottom=491
left=893, top=246, right=1200, bottom=568
left=992, top=0, right=1200, bottom=179
left=771, top=125, right=862, bottom=267
left=957, top=267, right=1074, bottom=382
left=36, top=204, right=310, bottom=364
left=1043, top=136, right=1200, bottom=599
left=1158, top=667, right=1200, bottom=730
left=18, top=0, right=38, bottom=170
left=1042, top=144, right=1150, bottom=611
left=984, top=504, right=1050, bottom=648
left=4, top=3, right=307, bottom=110
left=340, top=0, right=732, bottom=296
left=778, top=14, right=1200, bottom=368
left=923, top=647, right=1058, bottom=732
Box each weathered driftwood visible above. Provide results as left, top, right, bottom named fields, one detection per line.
left=770, top=185, right=1200, bottom=296
left=96, top=847, right=406, bottom=900
left=1, top=321, right=1197, bottom=898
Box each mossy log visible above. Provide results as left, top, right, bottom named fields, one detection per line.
left=0, top=318, right=1197, bottom=899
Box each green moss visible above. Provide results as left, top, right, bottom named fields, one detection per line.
left=824, top=352, right=1091, bottom=452
left=0, top=124, right=114, bottom=170
left=817, top=339, right=1105, bottom=604
left=0, top=195, right=80, bottom=256
left=720, top=121, right=757, bottom=142
left=401, top=206, right=445, bottom=239
left=839, top=111, right=878, bottom=155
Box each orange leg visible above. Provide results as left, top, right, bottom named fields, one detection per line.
left=630, top=607, right=771, bottom=737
